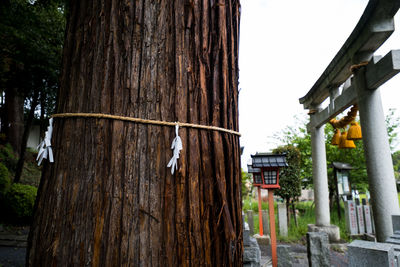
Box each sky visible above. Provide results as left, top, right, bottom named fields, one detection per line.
left=238, top=0, right=400, bottom=171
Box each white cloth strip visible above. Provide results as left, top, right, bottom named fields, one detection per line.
left=37, top=118, right=54, bottom=166
left=167, top=124, right=183, bottom=174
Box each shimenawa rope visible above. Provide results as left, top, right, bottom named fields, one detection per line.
left=37, top=113, right=241, bottom=174
left=51, top=113, right=241, bottom=136
left=349, top=61, right=369, bottom=73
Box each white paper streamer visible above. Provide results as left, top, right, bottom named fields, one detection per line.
left=167, top=124, right=183, bottom=174
left=37, top=118, right=54, bottom=166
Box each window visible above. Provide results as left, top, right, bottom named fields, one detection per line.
left=263, top=170, right=277, bottom=185
left=254, top=173, right=263, bottom=184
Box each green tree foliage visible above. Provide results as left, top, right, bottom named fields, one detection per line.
left=272, top=115, right=312, bottom=187
left=272, top=145, right=301, bottom=203
left=0, top=0, right=65, bottom=107
left=241, top=169, right=252, bottom=199
left=0, top=141, right=18, bottom=172
left=3, top=183, right=37, bottom=224
left=393, top=150, right=400, bottom=180
left=386, top=108, right=400, bottom=152
left=0, top=162, right=11, bottom=195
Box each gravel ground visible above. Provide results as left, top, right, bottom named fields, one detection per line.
left=0, top=247, right=26, bottom=267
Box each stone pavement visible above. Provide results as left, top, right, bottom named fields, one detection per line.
left=0, top=225, right=349, bottom=266
left=0, top=225, right=28, bottom=267
left=259, top=242, right=348, bottom=267
left=1, top=243, right=348, bottom=267
left=0, top=247, right=26, bottom=267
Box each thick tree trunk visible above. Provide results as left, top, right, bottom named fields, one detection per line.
left=28, top=1, right=242, bottom=266
left=5, top=87, right=24, bottom=156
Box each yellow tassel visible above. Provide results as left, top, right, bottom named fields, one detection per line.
left=347, top=121, right=362, bottom=140
left=339, top=131, right=356, bottom=149
left=331, top=129, right=341, bottom=145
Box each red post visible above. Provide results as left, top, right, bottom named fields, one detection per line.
left=257, top=186, right=263, bottom=236
left=268, top=189, right=277, bottom=267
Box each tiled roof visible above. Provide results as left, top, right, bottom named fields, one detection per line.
left=251, top=153, right=288, bottom=168
left=247, top=164, right=261, bottom=173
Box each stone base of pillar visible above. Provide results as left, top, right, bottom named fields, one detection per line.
left=308, top=224, right=340, bottom=242
left=253, top=234, right=271, bottom=246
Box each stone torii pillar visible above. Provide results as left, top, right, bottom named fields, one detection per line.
left=353, top=58, right=400, bottom=242
left=310, top=111, right=330, bottom=227
left=308, top=108, right=340, bottom=241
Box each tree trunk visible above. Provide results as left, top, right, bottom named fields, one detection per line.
left=0, top=92, right=5, bottom=134
left=27, top=1, right=242, bottom=266
left=286, top=198, right=290, bottom=227
left=14, top=90, right=39, bottom=183
left=291, top=199, right=298, bottom=227
left=4, top=87, right=24, bottom=156
left=39, top=92, right=46, bottom=139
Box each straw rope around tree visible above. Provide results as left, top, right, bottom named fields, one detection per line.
left=51, top=113, right=241, bottom=136
left=37, top=112, right=241, bottom=174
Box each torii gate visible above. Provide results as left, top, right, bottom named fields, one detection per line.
left=299, top=0, right=400, bottom=242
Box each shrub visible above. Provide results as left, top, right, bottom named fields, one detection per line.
left=0, top=143, right=18, bottom=172
left=4, top=183, right=37, bottom=224
left=20, top=149, right=42, bottom=187
left=0, top=163, right=11, bottom=195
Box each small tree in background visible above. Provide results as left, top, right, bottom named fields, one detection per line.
left=272, top=145, right=301, bottom=227
left=241, top=169, right=252, bottom=199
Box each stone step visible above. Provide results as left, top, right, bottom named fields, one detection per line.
left=0, top=234, right=28, bottom=247
left=0, top=234, right=28, bottom=241
left=386, top=237, right=400, bottom=245
left=0, top=239, right=27, bottom=247
left=348, top=240, right=396, bottom=266
left=390, top=233, right=400, bottom=239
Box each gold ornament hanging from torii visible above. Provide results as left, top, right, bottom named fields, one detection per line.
left=329, top=104, right=362, bottom=149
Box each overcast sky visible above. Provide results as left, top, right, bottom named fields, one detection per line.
left=238, top=0, right=400, bottom=170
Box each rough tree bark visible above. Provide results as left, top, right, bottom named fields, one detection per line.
left=27, top=0, right=242, bottom=266
left=4, top=87, right=24, bottom=156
